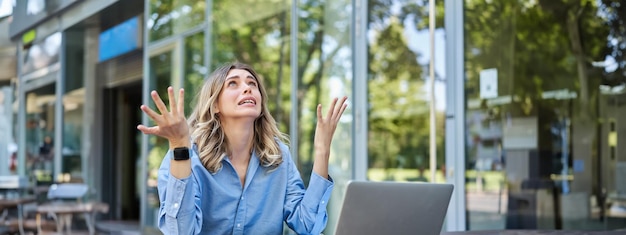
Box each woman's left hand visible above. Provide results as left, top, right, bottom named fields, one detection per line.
left=313, top=96, right=348, bottom=164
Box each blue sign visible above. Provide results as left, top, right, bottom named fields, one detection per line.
left=98, top=16, right=140, bottom=62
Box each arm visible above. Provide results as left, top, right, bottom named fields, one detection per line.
left=138, top=87, right=201, bottom=233
left=157, top=149, right=203, bottom=234
left=312, top=96, right=348, bottom=179
left=283, top=152, right=333, bottom=235
left=284, top=96, right=345, bottom=234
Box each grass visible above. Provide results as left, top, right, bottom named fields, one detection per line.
left=367, top=168, right=506, bottom=192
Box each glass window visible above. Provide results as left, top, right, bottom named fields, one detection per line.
left=184, top=32, right=206, bottom=115
left=148, top=0, right=206, bottom=42
left=366, top=0, right=446, bottom=183
left=210, top=0, right=291, bottom=132
left=22, top=32, right=62, bottom=76
left=464, top=0, right=626, bottom=231
left=295, top=0, right=353, bottom=233
left=0, top=0, right=13, bottom=18
left=1, top=85, right=17, bottom=175
left=25, top=84, right=56, bottom=185
left=210, top=1, right=353, bottom=233
left=61, top=29, right=85, bottom=181
left=144, top=49, right=176, bottom=228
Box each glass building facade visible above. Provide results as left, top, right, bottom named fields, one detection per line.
left=7, top=0, right=626, bottom=234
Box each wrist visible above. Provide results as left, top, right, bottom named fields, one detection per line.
left=169, top=138, right=190, bottom=149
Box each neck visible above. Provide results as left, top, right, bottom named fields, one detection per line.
left=222, top=119, right=255, bottom=161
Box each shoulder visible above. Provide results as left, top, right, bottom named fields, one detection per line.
left=276, top=139, right=289, bottom=149
left=275, top=139, right=292, bottom=156
left=273, top=139, right=293, bottom=163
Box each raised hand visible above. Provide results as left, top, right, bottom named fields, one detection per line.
left=137, top=86, right=190, bottom=148
left=312, top=96, right=348, bottom=178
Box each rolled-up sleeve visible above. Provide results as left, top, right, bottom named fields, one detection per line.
left=284, top=155, right=334, bottom=235
left=157, top=150, right=203, bottom=234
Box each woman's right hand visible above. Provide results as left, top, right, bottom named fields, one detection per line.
left=137, top=86, right=190, bottom=148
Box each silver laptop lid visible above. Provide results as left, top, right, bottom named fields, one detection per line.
left=334, top=181, right=454, bottom=235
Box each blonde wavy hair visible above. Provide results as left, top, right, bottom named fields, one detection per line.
left=187, top=62, right=288, bottom=173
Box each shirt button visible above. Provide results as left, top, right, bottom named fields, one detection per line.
left=173, top=203, right=179, bottom=208
left=237, top=223, right=241, bottom=227
left=241, top=197, right=244, bottom=200
left=321, top=201, right=325, bottom=204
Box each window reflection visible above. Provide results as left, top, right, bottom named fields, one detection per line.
left=25, top=84, right=56, bottom=184
left=294, top=1, right=353, bottom=233
left=27, top=0, right=44, bottom=15
left=184, top=32, right=206, bottom=116
left=22, top=32, right=62, bottom=75
left=148, top=0, right=205, bottom=42
left=366, top=0, right=445, bottom=183
left=210, top=0, right=291, bottom=131
left=62, top=87, right=83, bottom=177
left=144, top=50, right=174, bottom=228
left=0, top=0, right=14, bottom=18
left=464, top=0, right=626, bottom=231
left=61, top=29, right=85, bottom=180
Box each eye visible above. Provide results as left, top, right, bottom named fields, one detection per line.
left=227, top=80, right=237, bottom=87
left=247, top=81, right=257, bottom=87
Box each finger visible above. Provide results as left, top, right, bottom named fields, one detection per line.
left=335, top=103, right=348, bottom=122
left=168, top=87, right=177, bottom=116
left=140, top=105, right=162, bottom=122
left=151, top=90, right=170, bottom=116
left=326, top=97, right=338, bottom=119
left=317, top=104, right=323, bottom=122
left=177, top=88, right=185, bottom=115
left=137, top=124, right=159, bottom=135
left=334, top=96, right=348, bottom=119
left=333, top=96, right=348, bottom=119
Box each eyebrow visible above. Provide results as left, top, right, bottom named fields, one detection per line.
left=225, top=75, right=256, bottom=80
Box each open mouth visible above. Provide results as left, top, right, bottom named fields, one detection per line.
left=238, top=99, right=256, bottom=105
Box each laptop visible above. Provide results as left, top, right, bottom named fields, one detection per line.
left=334, top=181, right=454, bottom=235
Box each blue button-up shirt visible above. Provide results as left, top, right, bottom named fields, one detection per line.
left=157, top=141, right=334, bottom=235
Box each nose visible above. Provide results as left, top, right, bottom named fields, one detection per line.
left=243, top=84, right=252, bottom=94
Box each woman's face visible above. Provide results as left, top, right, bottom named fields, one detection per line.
left=216, top=69, right=263, bottom=121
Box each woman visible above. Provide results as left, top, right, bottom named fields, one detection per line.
left=137, top=62, right=347, bottom=234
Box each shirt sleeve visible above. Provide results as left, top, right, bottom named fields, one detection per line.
left=157, top=148, right=203, bottom=235
left=283, top=153, right=334, bottom=235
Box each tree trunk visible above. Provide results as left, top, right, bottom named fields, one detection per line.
left=566, top=6, right=590, bottom=120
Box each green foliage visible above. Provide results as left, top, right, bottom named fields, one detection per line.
left=148, top=0, right=206, bottom=42
left=367, top=0, right=446, bottom=171
left=465, top=0, right=617, bottom=117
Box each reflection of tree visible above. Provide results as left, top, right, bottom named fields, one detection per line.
left=185, top=0, right=450, bottom=178
left=367, top=0, right=446, bottom=174
left=209, top=0, right=353, bottom=178
left=598, top=0, right=626, bottom=87
left=466, top=0, right=622, bottom=117
left=465, top=0, right=624, bottom=195
left=211, top=0, right=291, bottom=130
left=148, top=0, right=206, bottom=41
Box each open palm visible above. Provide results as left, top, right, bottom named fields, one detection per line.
left=137, top=86, right=189, bottom=146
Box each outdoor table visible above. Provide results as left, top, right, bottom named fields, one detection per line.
left=35, top=201, right=109, bottom=235
left=0, top=196, right=36, bottom=235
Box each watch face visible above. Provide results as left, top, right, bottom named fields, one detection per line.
left=174, top=147, right=190, bottom=161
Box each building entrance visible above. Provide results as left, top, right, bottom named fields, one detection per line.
left=102, top=81, right=142, bottom=221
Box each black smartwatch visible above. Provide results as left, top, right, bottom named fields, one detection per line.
left=173, top=147, right=190, bottom=161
